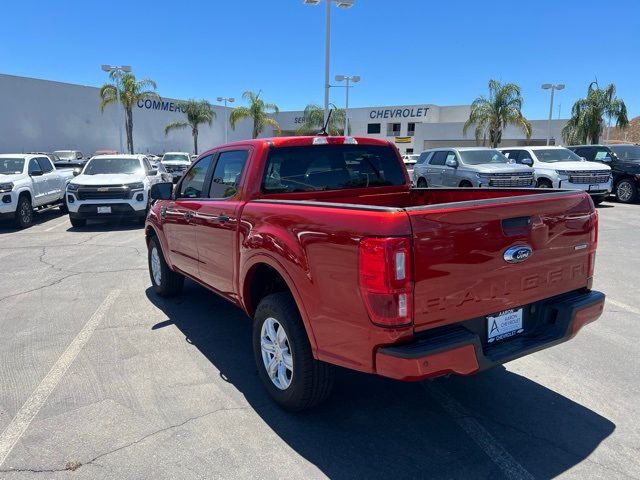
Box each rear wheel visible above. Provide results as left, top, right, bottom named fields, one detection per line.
left=615, top=178, right=638, bottom=203
left=417, top=178, right=428, bottom=188
left=70, top=217, right=86, bottom=228
left=148, top=236, right=184, bottom=297
left=253, top=292, right=335, bottom=411
left=14, top=195, right=34, bottom=229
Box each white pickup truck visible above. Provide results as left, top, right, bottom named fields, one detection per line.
left=66, top=154, right=163, bottom=227
left=0, top=154, right=74, bottom=228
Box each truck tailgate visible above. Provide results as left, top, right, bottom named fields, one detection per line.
left=407, top=191, right=597, bottom=332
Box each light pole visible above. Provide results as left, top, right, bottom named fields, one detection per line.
left=335, top=75, right=360, bottom=135
left=101, top=65, right=131, bottom=153
left=542, top=83, right=564, bottom=146
left=304, top=0, right=355, bottom=125
left=217, top=96, right=235, bottom=144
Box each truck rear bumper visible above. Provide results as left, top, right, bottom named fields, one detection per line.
left=375, top=289, right=605, bottom=381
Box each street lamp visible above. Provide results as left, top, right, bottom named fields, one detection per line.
left=101, top=65, right=132, bottom=153
left=217, top=96, right=235, bottom=144
left=334, top=75, right=360, bottom=135
left=304, top=0, right=355, bottom=125
left=542, top=83, right=565, bottom=146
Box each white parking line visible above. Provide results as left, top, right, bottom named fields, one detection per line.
left=43, top=218, right=69, bottom=232
left=0, top=290, right=120, bottom=468
left=423, top=382, right=535, bottom=480
left=607, top=298, right=640, bottom=316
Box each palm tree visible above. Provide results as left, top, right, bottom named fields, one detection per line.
left=562, top=82, right=628, bottom=145
left=99, top=72, right=160, bottom=153
left=164, top=99, right=215, bottom=154
left=295, top=104, right=347, bottom=135
left=229, top=90, right=281, bottom=138
left=463, top=80, right=532, bottom=148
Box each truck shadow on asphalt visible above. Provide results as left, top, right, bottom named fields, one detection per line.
left=66, top=219, right=144, bottom=232
left=0, top=209, right=65, bottom=233
left=147, top=282, right=615, bottom=479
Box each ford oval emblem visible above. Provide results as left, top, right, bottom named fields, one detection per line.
left=504, top=245, right=533, bottom=264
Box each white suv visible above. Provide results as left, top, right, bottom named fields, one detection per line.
left=500, top=146, right=612, bottom=205
left=66, top=155, right=162, bottom=227
left=161, top=152, right=191, bottom=183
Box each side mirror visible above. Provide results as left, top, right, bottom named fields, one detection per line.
left=521, top=158, right=534, bottom=167
left=580, top=157, right=587, bottom=162
left=150, top=182, right=173, bottom=200
left=73, top=168, right=82, bottom=176
left=603, top=156, right=612, bottom=163
left=148, top=168, right=158, bottom=176
left=30, top=170, right=43, bottom=177
left=445, top=158, right=458, bottom=168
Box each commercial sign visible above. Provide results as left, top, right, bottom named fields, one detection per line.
left=369, top=107, right=429, bottom=119
left=136, top=98, right=186, bottom=113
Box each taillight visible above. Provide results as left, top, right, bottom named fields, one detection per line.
left=588, top=211, right=599, bottom=278
left=358, top=237, right=413, bottom=327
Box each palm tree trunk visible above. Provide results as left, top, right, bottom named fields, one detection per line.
left=193, top=127, right=198, bottom=155
left=252, top=120, right=258, bottom=139
left=126, top=108, right=134, bottom=154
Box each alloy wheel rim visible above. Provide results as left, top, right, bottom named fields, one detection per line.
left=21, top=202, right=31, bottom=223
left=618, top=182, right=632, bottom=202
left=260, top=317, right=293, bottom=390
left=151, top=247, right=162, bottom=285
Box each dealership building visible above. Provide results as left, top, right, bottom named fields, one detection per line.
left=0, top=73, right=567, bottom=155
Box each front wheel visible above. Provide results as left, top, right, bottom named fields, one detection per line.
left=615, top=179, right=638, bottom=204
left=417, top=178, right=428, bottom=188
left=148, top=236, right=184, bottom=297
left=592, top=195, right=607, bottom=206
left=14, top=195, right=34, bottom=229
left=537, top=179, right=553, bottom=188
left=253, top=293, right=334, bottom=411
left=70, top=217, right=86, bottom=228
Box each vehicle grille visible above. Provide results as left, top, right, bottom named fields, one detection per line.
left=488, top=172, right=534, bottom=187
left=77, top=186, right=130, bottom=200
left=164, top=164, right=187, bottom=174
left=567, top=171, right=611, bottom=184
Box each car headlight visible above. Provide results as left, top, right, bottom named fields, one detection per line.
left=555, top=170, right=571, bottom=176
left=67, top=183, right=80, bottom=192
left=0, top=182, right=14, bottom=193
left=127, top=182, right=145, bottom=190
left=476, top=173, right=492, bottom=178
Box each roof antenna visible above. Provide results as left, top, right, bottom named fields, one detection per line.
left=318, top=109, right=333, bottom=136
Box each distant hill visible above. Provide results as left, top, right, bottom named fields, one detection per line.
left=607, top=116, right=640, bottom=144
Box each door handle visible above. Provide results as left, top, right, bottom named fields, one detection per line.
left=183, top=211, right=194, bottom=220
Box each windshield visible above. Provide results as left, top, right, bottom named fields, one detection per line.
left=0, top=158, right=25, bottom=175
left=54, top=151, right=77, bottom=160
left=458, top=150, right=508, bottom=165
left=83, top=158, right=143, bottom=175
left=262, top=145, right=406, bottom=193
left=163, top=154, right=190, bottom=162
left=533, top=148, right=582, bottom=163
left=611, top=146, right=640, bottom=161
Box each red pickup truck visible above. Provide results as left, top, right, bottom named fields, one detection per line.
left=145, top=136, right=605, bottom=411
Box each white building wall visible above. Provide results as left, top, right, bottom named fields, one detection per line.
left=0, top=74, right=252, bottom=155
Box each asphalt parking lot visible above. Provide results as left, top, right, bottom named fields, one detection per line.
left=0, top=201, right=638, bottom=480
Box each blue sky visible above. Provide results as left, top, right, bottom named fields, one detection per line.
left=2, top=0, right=639, bottom=119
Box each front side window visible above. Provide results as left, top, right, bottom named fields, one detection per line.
left=429, top=151, right=447, bottom=166
left=36, top=157, right=54, bottom=173
left=458, top=150, right=508, bottom=165
left=532, top=148, right=582, bottom=163
left=611, top=145, right=640, bottom=161
left=179, top=155, right=213, bottom=198
left=28, top=159, right=43, bottom=175
left=209, top=150, right=249, bottom=198
left=0, top=158, right=25, bottom=174
left=262, top=145, right=405, bottom=193
left=444, top=152, right=457, bottom=165
left=83, top=158, right=144, bottom=175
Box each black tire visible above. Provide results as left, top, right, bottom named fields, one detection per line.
left=537, top=179, right=553, bottom=188
left=148, top=236, right=184, bottom=297
left=59, top=199, right=68, bottom=214
left=592, top=195, right=607, bottom=206
left=253, top=292, right=335, bottom=411
left=14, top=195, right=34, bottom=229
left=459, top=181, right=472, bottom=187
left=615, top=178, right=638, bottom=204
left=417, top=178, right=428, bottom=188
left=70, top=217, right=86, bottom=228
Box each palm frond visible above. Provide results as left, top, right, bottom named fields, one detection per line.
left=164, top=121, right=189, bottom=136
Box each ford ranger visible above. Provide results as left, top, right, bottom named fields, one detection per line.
left=145, top=136, right=605, bottom=411
left=0, top=154, right=74, bottom=228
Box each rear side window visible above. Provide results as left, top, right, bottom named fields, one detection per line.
left=417, top=152, right=431, bottom=164
left=262, top=145, right=405, bottom=193
left=429, top=151, right=447, bottom=166
left=36, top=157, right=54, bottom=173
left=209, top=150, right=248, bottom=198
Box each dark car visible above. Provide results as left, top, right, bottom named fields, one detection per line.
left=568, top=144, right=640, bottom=203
